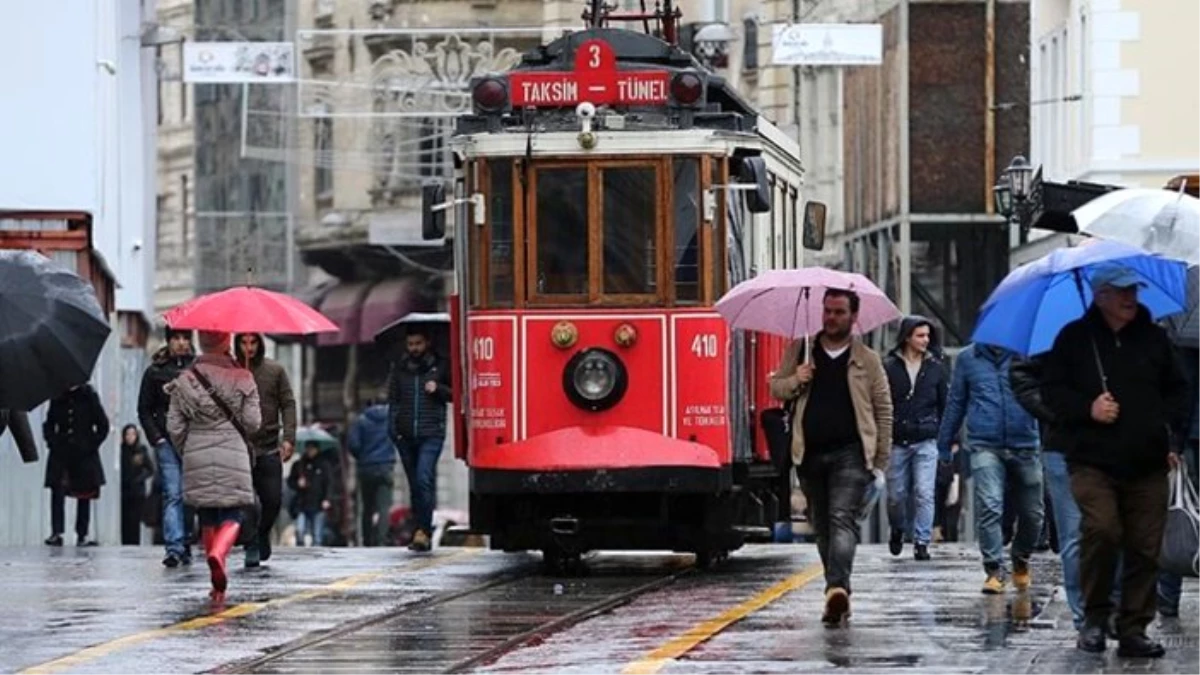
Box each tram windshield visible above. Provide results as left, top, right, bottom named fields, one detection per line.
left=469, top=156, right=720, bottom=309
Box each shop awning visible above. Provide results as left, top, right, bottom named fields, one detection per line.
left=359, top=278, right=420, bottom=343
left=317, top=281, right=372, bottom=346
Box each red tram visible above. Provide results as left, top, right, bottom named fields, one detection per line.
left=420, top=4, right=826, bottom=569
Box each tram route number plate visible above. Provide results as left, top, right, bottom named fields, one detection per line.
left=508, top=38, right=670, bottom=107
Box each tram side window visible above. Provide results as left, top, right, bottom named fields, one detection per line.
left=488, top=160, right=514, bottom=307
left=535, top=168, right=589, bottom=295
left=602, top=167, right=657, bottom=295
left=673, top=158, right=700, bottom=303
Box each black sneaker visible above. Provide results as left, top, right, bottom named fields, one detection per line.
left=888, top=529, right=904, bottom=556
left=259, top=535, right=272, bottom=562
left=1076, top=624, right=1106, bottom=653
left=913, top=544, right=930, bottom=561
left=162, top=553, right=182, bottom=568
left=44, top=534, right=63, bottom=547
left=76, top=536, right=98, bottom=547
left=1117, top=634, right=1166, bottom=658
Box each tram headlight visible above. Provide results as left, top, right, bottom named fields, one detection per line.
left=563, top=348, right=628, bottom=412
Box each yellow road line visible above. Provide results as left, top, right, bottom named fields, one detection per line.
left=19, top=549, right=481, bottom=675
left=621, top=563, right=824, bottom=675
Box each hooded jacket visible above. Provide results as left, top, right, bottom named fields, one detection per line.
left=1041, top=305, right=1189, bottom=476
left=165, top=354, right=261, bottom=508
left=388, top=351, right=452, bottom=442
left=137, top=345, right=194, bottom=447
left=883, top=316, right=950, bottom=445
left=349, top=404, right=396, bottom=468
left=234, top=334, right=297, bottom=454
left=936, top=343, right=1039, bottom=457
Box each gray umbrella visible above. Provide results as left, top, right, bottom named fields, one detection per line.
left=1164, top=264, right=1199, bottom=348
left=0, top=250, right=112, bottom=411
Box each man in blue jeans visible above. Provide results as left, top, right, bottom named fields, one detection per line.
left=137, top=325, right=195, bottom=567
left=938, top=342, right=1043, bottom=594
left=883, top=316, right=949, bottom=560
left=388, top=328, right=452, bottom=552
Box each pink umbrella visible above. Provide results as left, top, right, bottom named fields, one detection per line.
left=716, top=268, right=901, bottom=359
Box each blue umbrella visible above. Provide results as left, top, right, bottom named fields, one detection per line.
left=972, top=239, right=1188, bottom=356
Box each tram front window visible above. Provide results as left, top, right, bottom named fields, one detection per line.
left=535, top=167, right=588, bottom=295
left=603, top=167, right=657, bottom=295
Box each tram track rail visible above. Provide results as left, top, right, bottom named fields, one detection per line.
left=210, top=554, right=695, bottom=674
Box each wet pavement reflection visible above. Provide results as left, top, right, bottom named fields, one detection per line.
left=1, top=544, right=1195, bottom=674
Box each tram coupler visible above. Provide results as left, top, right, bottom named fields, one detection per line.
left=549, top=517, right=580, bottom=536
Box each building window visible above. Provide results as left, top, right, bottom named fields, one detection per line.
left=180, top=175, right=189, bottom=258
left=155, top=194, right=168, bottom=262
left=742, top=17, right=758, bottom=73
left=156, top=45, right=164, bottom=126
left=314, top=105, right=333, bottom=201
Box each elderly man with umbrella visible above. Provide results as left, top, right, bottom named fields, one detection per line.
left=972, top=239, right=1190, bottom=658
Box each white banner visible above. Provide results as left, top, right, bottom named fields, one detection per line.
left=771, top=24, right=883, bottom=66
left=183, top=42, right=295, bottom=83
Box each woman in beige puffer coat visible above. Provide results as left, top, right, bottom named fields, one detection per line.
left=166, top=330, right=261, bottom=599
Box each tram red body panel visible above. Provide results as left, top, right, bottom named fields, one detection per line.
left=670, top=314, right=731, bottom=458
left=463, top=309, right=732, bottom=469
left=471, top=425, right=720, bottom=471
left=524, top=314, right=667, bottom=439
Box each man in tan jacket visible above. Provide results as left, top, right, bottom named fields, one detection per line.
left=770, top=288, right=893, bottom=626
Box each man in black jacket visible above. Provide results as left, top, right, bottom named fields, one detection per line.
left=388, top=327, right=452, bottom=552
left=1042, top=264, right=1188, bottom=657
left=882, top=315, right=949, bottom=561
left=137, top=325, right=195, bottom=567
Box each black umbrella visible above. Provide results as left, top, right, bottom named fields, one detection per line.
left=373, top=311, right=451, bottom=348
left=0, top=250, right=111, bottom=411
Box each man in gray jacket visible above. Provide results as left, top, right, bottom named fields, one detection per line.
left=235, top=333, right=297, bottom=567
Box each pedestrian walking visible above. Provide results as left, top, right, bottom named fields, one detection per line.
left=937, top=342, right=1043, bottom=595
left=1158, top=343, right=1199, bottom=618
left=288, top=441, right=333, bottom=546
left=1041, top=264, right=1189, bottom=657
left=138, top=325, right=196, bottom=566
left=234, top=333, right=298, bottom=567
left=120, top=424, right=153, bottom=545
left=769, top=289, right=892, bottom=625
left=348, top=399, right=397, bottom=547
left=388, top=327, right=452, bottom=552
left=166, top=330, right=261, bottom=600
left=882, top=315, right=949, bottom=560
left=42, top=383, right=109, bottom=546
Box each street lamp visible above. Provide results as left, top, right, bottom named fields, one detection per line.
left=1004, top=155, right=1033, bottom=203
left=993, top=180, right=1013, bottom=217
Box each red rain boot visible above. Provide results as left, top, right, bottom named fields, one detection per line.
left=206, top=521, right=242, bottom=594
left=201, top=526, right=215, bottom=555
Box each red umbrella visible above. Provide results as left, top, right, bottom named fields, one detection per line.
left=163, top=286, right=339, bottom=335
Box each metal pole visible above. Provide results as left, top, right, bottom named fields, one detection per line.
left=985, top=0, right=996, bottom=215
left=898, top=0, right=912, bottom=314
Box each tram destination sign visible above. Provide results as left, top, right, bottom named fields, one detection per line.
left=508, top=38, right=670, bottom=107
